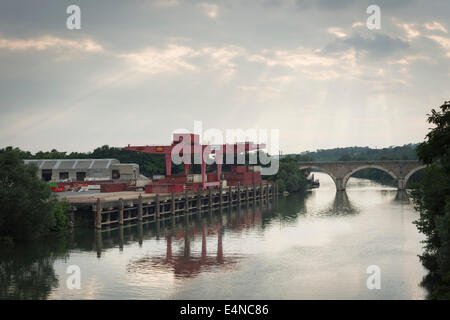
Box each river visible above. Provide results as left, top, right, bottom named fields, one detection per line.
left=0, top=172, right=428, bottom=299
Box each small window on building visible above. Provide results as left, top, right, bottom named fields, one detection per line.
left=59, top=172, right=69, bottom=180
left=42, top=169, right=52, bottom=182
left=112, top=170, right=120, bottom=179
left=76, top=172, right=86, bottom=181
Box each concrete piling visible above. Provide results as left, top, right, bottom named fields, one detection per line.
left=119, top=198, right=124, bottom=225
left=138, top=194, right=143, bottom=222
left=155, top=193, right=160, bottom=220
left=71, top=183, right=274, bottom=229
left=95, top=198, right=102, bottom=229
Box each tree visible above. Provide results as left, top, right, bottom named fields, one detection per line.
left=265, top=157, right=308, bottom=193
left=0, top=149, right=68, bottom=242
left=411, top=101, right=450, bottom=299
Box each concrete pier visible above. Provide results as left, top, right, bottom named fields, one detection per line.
left=65, top=183, right=277, bottom=229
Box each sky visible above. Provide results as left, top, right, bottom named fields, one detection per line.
left=0, top=0, right=449, bottom=154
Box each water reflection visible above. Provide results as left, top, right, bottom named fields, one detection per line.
left=393, top=190, right=411, bottom=204
left=0, top=176, right=429, bottom=299
left=126, top=205, right=273, bottom=279
left=312, top=191, right=359, bottom=217
left=0, top=234, right=70, bottom=300
left=126, top=222, right=239, bottom=279
left=329, top=191, right=359, bottom=215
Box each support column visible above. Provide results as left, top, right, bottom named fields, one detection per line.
left=138, top=222, right=143, bottom=246
left=138, top=194, right=143, bottom=221
left=397, top=178, right=406, bottom=190
left=184, top=190, right=189, bottom=212
left=209, top=188, right=212, bottom=208
left=197, top=188, right=202, bottom=211
left=155, top=194, right=160, bottom=220
left=237, top=185, right=241, bottom=203
left=228, top=187, right=232, bottom=206
left=118, top=198, right=124, bottom=225
left=335, top=178, right=346, bottom=191
left=171, top=193, right=175, bottom=215
left=95, top=198, right=102, bottom=229
left=259, top=182, right=263, bottom=203
left=219, top=184, right=223, bottom=207
left=245, top=185, right=249, bottom=209
left=185, top=192, right=190, bottom=223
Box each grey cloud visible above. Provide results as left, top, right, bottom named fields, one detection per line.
left=324, top=33, right=410, bottom=58
left=295, top=0, right=359, bottom=10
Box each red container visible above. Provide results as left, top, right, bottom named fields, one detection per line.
left=101, top=183, right=128, bottom=193
left=145, top=184, right=184, bottom=194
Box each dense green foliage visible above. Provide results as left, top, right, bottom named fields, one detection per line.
left=265, top=157, right=308, bottom=193
left=0, top=150, right=71, bottom=242
left=292, top=143, right=419, bottom=161
left=411, top=101, right=450, bottom=299
left=51, top=201, right=71, bottom=232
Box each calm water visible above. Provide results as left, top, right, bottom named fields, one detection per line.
left=0, top=173, right=428, bottom=299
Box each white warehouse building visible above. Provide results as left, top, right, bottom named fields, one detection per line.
left=24, top=159, right=140, bottom=182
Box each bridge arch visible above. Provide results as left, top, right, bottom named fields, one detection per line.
left=299, top=165, right=338, bottom=190
left=298, top=160, right=424, bottom=192
left=404, top=165, right=426, bottom=187
left=342, top=165, right=398, bottom=190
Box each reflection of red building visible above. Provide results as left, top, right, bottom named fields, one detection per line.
left=126, top=208, right=263, bottom=279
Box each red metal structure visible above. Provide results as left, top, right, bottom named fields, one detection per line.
left=125, top=133, right=265, bottom=190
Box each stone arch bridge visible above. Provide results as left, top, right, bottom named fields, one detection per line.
left=299, top=160, right=425, bottom=191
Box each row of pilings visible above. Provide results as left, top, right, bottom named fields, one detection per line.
left=69, top=181, right=278, bottom=229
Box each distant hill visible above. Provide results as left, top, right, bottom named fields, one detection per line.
left=286, top=143, right=419, bottom=162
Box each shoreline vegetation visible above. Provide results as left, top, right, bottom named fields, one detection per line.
left=2, top=99, right=449, bottom=300
left=410, top=101, right=450, bottom=299
left=0, top=150, right=71, bottom=246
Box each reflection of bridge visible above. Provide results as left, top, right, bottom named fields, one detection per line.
left=299, top=161, right=425, bottom=191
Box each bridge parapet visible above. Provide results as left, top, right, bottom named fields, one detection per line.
left=298, top=160, right=425, bottom=191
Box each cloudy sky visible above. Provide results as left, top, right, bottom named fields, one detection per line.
left=0, top=0, right=449, bottom=154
